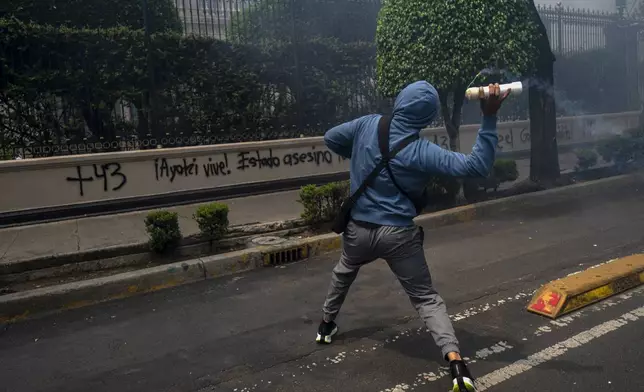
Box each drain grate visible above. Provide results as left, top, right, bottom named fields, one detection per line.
left=263, top=246, right=309, bottom=266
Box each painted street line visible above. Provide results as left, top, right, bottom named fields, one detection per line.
left=381, top=285, right=644, bottom=392
left=477, top=305, right=644, bottom=390
left=225, top=259, right=619, bottom=391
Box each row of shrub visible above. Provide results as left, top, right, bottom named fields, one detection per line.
left=298, top=159, right=521, bottom=226
left=145, top=202, right=229, bottom=253
left=574, top=126, right=644, bottom=172
left=143, top=159, right=520, bottom=253
left=149, top=134, right=644, bottom=253
left=145, top=131, right=644, bottom=252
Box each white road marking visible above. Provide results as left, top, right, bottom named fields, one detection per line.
left=477, top=305, right=644, bottom=391
left=384, top=340, right=516, bottom=392
left=230, top=259, right=623, bottom=391
left=381, top=285, right=644, bottom=392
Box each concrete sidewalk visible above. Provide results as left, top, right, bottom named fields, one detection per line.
left=0, top=153, right=581, bottom=264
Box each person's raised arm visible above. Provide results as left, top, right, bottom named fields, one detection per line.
left=324, top=118, right=361, bottom=159
left=418, top=84, right=510, bottom=178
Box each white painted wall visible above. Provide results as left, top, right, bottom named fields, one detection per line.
left=0, top=111, right=638, bottom=215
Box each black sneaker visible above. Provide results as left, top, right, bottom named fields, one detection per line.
left=315, top=320, right=338, bottom=344
left=450, top=359, right=476, bottom=392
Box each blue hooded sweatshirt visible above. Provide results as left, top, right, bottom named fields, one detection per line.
left=324, top=80, right=498, bottom=227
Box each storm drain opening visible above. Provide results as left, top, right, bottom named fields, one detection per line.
left=263, top=246, right=308, bottom=266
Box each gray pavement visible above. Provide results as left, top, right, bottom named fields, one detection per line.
left=0, top=190, right=304, bottom=264
left=0, top=153, right=585, bottom=264
left=0, top=185, right=642, bottom=392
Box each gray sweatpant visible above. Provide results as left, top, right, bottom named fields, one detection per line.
left=322, top=220, right=460, bottom=359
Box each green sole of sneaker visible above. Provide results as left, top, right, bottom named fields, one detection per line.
left=452, top=377, right=476, bottom=392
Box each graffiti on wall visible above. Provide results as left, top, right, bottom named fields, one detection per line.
left=66, top=163, right=127, bottom=196
left=65, top=146, right=347, bottom=196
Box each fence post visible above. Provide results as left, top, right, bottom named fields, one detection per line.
left=290, top=0, right=303, bottom=131
left=556, top=3, right=563, bottom=55
left=142, top=0, right=157, bottom=141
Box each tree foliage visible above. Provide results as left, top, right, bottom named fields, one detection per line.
left=0, top=0, right=181, bottom=33
left=0, top=18, right=375, bottom=155
left=376, top=0, right=538, bottom=149
left=376, top=0, right=537, bottom=96
left=229, top=0, right=380, bottom=46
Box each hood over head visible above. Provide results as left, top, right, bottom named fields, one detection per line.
left=392, top=80, right=440, bottom=130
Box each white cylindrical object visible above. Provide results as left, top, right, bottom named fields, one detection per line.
left=465, top=81, right=523, bottom=100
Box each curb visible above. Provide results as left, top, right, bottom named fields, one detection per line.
left=0, top=234, right=340, bottom=324
left=1, top=172, right=642, bottom=323
left=0, top=218, right=307, bottom=277
left=527, top=254, right=644, bottom=319
left=415, top=172, right=641, bottom=227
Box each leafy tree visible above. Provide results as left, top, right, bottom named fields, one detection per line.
left=376, top=0, right=538, bottom=151
left=0, top=0, right=181, bottom=33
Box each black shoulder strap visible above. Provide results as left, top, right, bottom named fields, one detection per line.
left=347, top=115, right=418, bottom=204
left=378, top=116, right=422, bottom=213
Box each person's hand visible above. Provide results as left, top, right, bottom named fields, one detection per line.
left=480, top=83, right=511, bottom=116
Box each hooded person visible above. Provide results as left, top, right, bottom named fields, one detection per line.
left=316, top=80, right=510, bottom=392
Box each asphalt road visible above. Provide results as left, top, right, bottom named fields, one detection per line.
left=1, top=192, right=643, bottom=392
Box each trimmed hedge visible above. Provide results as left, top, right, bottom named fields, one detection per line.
left=597, top=127, right=644, bottom=170
left=494, top=159, right=519, bottom=183
left=145, top=210, right=182, bottom=253
left=574, top=148, right=599, bottom=171
left=0, top=18, right=375, bottom=152
left=193, top=202, right=230, bottom=242
left=463, top=159, right=519, bottom=202
left=298, top=181, right=350, bottom=225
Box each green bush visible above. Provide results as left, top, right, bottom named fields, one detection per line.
left=193, top=203, right=229, bottom=241
left=298, top=181, right=350, bottom=225
left=422, top=175, right=461, bottom=210
left=493, top=159, right=519, bottom=183
left=597, top=128, right=644, bottom=170
left=462, top=159, right=519, bottom=203
left=144, top=210, right=182, bottom=253
left=574, top=148, right=599, bottom=171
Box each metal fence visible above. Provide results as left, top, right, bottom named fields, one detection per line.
left=175, top=0, right=381, bottom=41
left=1, top=1, right=641, bottom=160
